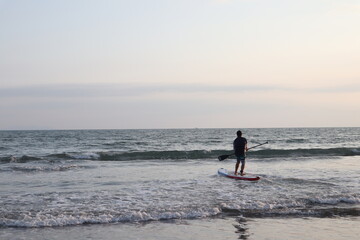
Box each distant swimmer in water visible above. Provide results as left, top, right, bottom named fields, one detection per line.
left=233, top=130, right=248, bottom=175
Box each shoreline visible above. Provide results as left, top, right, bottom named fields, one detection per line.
left=2, top=216, right=359, bottom=240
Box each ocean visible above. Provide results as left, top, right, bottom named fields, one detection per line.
left=0, top=128, right=359, bottom=239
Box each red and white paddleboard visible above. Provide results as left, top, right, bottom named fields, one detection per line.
left=218, top=168, right=260, bottom=181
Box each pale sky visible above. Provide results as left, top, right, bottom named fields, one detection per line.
left=0, top=0, right=359, bottom=130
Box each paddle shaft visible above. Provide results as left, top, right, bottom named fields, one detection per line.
left=247, top=141, right=268, bottom=151
left=218, top=141, right=268, bottom=161
left=234, top=141, right=268, bottom=153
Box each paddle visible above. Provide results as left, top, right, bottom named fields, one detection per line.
left=218, top=141, right=268, bottom=161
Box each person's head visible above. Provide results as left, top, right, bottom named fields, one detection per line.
left=237, top=130, right=242, bottom=137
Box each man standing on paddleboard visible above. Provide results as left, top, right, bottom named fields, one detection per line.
left=233, top=130, right=248, bottom=175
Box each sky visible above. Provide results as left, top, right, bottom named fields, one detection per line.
left=0, top=0, right=359, bottom=130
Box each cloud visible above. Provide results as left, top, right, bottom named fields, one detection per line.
left=0, top=82, right=359, bottom=101
left=0, top=84, right=360, bottom=98
left=1, top=82, right=359, bottom=130
left=0, top=83, right=277, bottom=99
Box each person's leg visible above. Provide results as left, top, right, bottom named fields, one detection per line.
left=240, top=162, right=245, bottom=175
left=235, top=161, right=240, bottom=175
left=240, top=158, right=246, bottom=175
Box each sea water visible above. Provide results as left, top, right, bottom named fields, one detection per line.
left=0, top=128, right=359, bottom=239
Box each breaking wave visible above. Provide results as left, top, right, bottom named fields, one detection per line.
left=250, top=148, right=360, bottom=158
left=1, top=195, right=359, bottom=228
left=1, top=147, right=359, bottom=163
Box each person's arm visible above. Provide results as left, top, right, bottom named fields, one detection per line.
left=245, top=142, right=248, bottom=152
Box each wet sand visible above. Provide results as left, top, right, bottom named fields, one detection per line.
left=2, top=216, right=359, bottom=240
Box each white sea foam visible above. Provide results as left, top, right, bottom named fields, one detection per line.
left=309, top=196, right=360, bottom=205
left=0, top=207, right=224, bottom=228
left=67, top=152, right=100, bottom=160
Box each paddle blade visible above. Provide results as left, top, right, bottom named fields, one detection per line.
left=218, top=154, right=230, bottom=161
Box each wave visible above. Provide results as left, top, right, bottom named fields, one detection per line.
left=47, top=153, right=75, bottom=159
left=222, top=206, right=360, bottom=218
left=1, top=197, right=359, bottom=228
left=285, top=138, right=307, bottom=143
left=307, top=196, right=360, bottom=205
left=0, top=204, right=222, bottom=228
left=1, top=147, right=359, bottom=163
left=0, top=155, right=42, bottom=163
left=44, top=147, right=360, bottom=161
left=8, top=165, right=81, bottom=172
left=219, top=194, right=360, bottom=218
left=97, top=150, right=216, bottom=161
left=250, top=148, right=360, bottom=158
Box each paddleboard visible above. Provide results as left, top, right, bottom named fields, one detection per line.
left=218, top=168, right=260, bottom=181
